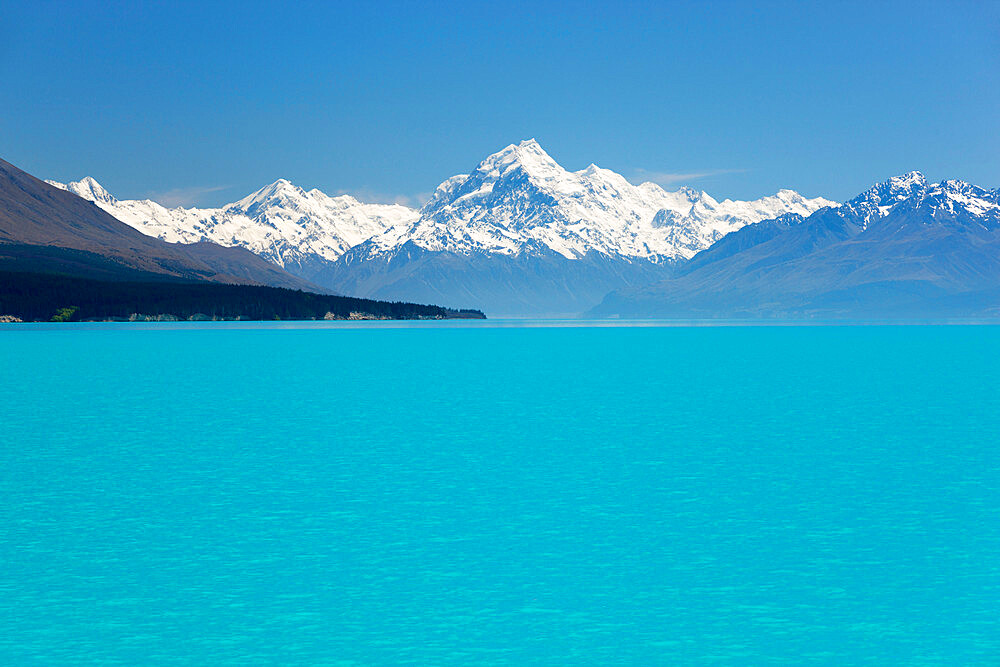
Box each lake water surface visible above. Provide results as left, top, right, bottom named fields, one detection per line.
left=2, top=321, right=999, bottom=664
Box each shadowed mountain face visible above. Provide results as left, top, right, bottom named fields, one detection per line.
left=591, top=173, right=1000, bottom=318
left=318, top=241, right=675, bottom=316
left=0, top=157, right=322, bottom=291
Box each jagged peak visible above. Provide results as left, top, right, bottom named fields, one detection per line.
left=850, top=170, right=929, bottom=210
left=232, top=178, right=308, bottom=211
left=887, top=170, right=927, bottom=188
left=835, top=171, right=1000, bottom=228
left=77, top=176, right=103, bottom=189
left=478, top=139, right=563, bottom=177
left=935, top=178, right=980, bottom=194
left=261, top=178, right=302, bottom=195
left=924, top=179, right=1000, bottom=217
left=47, top=176, right=117, bottom=205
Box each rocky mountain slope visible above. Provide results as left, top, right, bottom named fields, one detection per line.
left=591, top=172, right=1000, bottom=318
left=1, top=158, right=320, bottom=291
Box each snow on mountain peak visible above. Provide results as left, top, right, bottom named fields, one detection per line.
left=846, top=171, right=932, bottom=226
left=479, top=139, right=563, bottom=180
left=233, top=178, right=308, bottom=212
left=44, top=141, right=841, bottom=282
left=368, top=140, right=836, bottom=260
left=889, top=170, right=927, bottom=189
left=837, top=171, right=1000, bottom=229
left=47, top=176, right=117, bottom=205
left=49, top=176, right=418, bottom=268
left=77, top=177, right=115, bottom=202
left=924, top=179, right=1000, bottom=222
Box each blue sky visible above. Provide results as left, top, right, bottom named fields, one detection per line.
left=2, top=1, right=997, bottom=206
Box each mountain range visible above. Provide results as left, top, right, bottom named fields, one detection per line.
left=591, top=172, right=1000, bottom=318
left=35, top=140, right=1000, bottom=319
left=1, top=157, right=482, bottom=321
left=1, top=157, right=317, bottom=291
left=51, top=140, right=833, bottom=315
left=45, top=176, right=417, bottom=279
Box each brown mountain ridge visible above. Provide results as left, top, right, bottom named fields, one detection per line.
left=0, top=157, right=323, bottom=291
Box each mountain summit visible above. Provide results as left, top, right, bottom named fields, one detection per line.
left=592, top=172, right=1000, bottom=318
left=62, top=176, right=118, bottom=205
left=378, top=139, right=834, bottom=261
left=320, top=140, right=833, bottom=313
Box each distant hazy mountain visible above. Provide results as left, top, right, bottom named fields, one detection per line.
left=591, top=172, right=1000, bottom=318
left=0, top=157, right=320, bottom=291
left=320, top=140, right=833, bottom=314
left=52, top=140, right=832, bottom=315
left=46, top=176, right=417, bottom=278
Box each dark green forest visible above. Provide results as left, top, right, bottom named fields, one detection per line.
left=0, top=271, right=484, bottom=322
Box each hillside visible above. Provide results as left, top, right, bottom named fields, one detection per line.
left=0, top=270, right=483, bottom=322
left=592, top=173, right=1000, bottom=318
left=1, top=157, right=320, bottom=291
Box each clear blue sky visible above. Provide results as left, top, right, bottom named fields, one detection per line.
left=2, top=0, right=997, bottom=206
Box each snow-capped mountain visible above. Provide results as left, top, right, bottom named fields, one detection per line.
left=363, top=139, right=834, bottom=261
left=866, top=173, right=1000, bottom=226
left=318, top=139, right=834, bottom=314
left=0, top=162, right=320, bottom=292
left=48, top=139, right=835, bottom=314
left=45, top=177, right=418, bottom=277
left=844, top=170, right=931, bottom=226
left=592, top=172, right=1000, bottom=318
left=810, top=170, right=999, bottom=232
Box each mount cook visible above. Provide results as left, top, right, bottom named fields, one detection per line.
left=50, top=140, right=834, bottom=315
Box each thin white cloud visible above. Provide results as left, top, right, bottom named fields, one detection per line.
left=630, top=168, right=746, bottom=188
left=336, top=188, right=429, bottom=208
left=146, top=185, right=230, bottom=208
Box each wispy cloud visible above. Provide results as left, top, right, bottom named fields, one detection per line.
left=146, top=185, right=230, bottom=208
left=337, top=188, right=431, bottom=208
left=630, top=168, right=746, bottom=188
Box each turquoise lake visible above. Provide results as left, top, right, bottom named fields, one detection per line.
left=2, top=321, right=999, bottom=664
